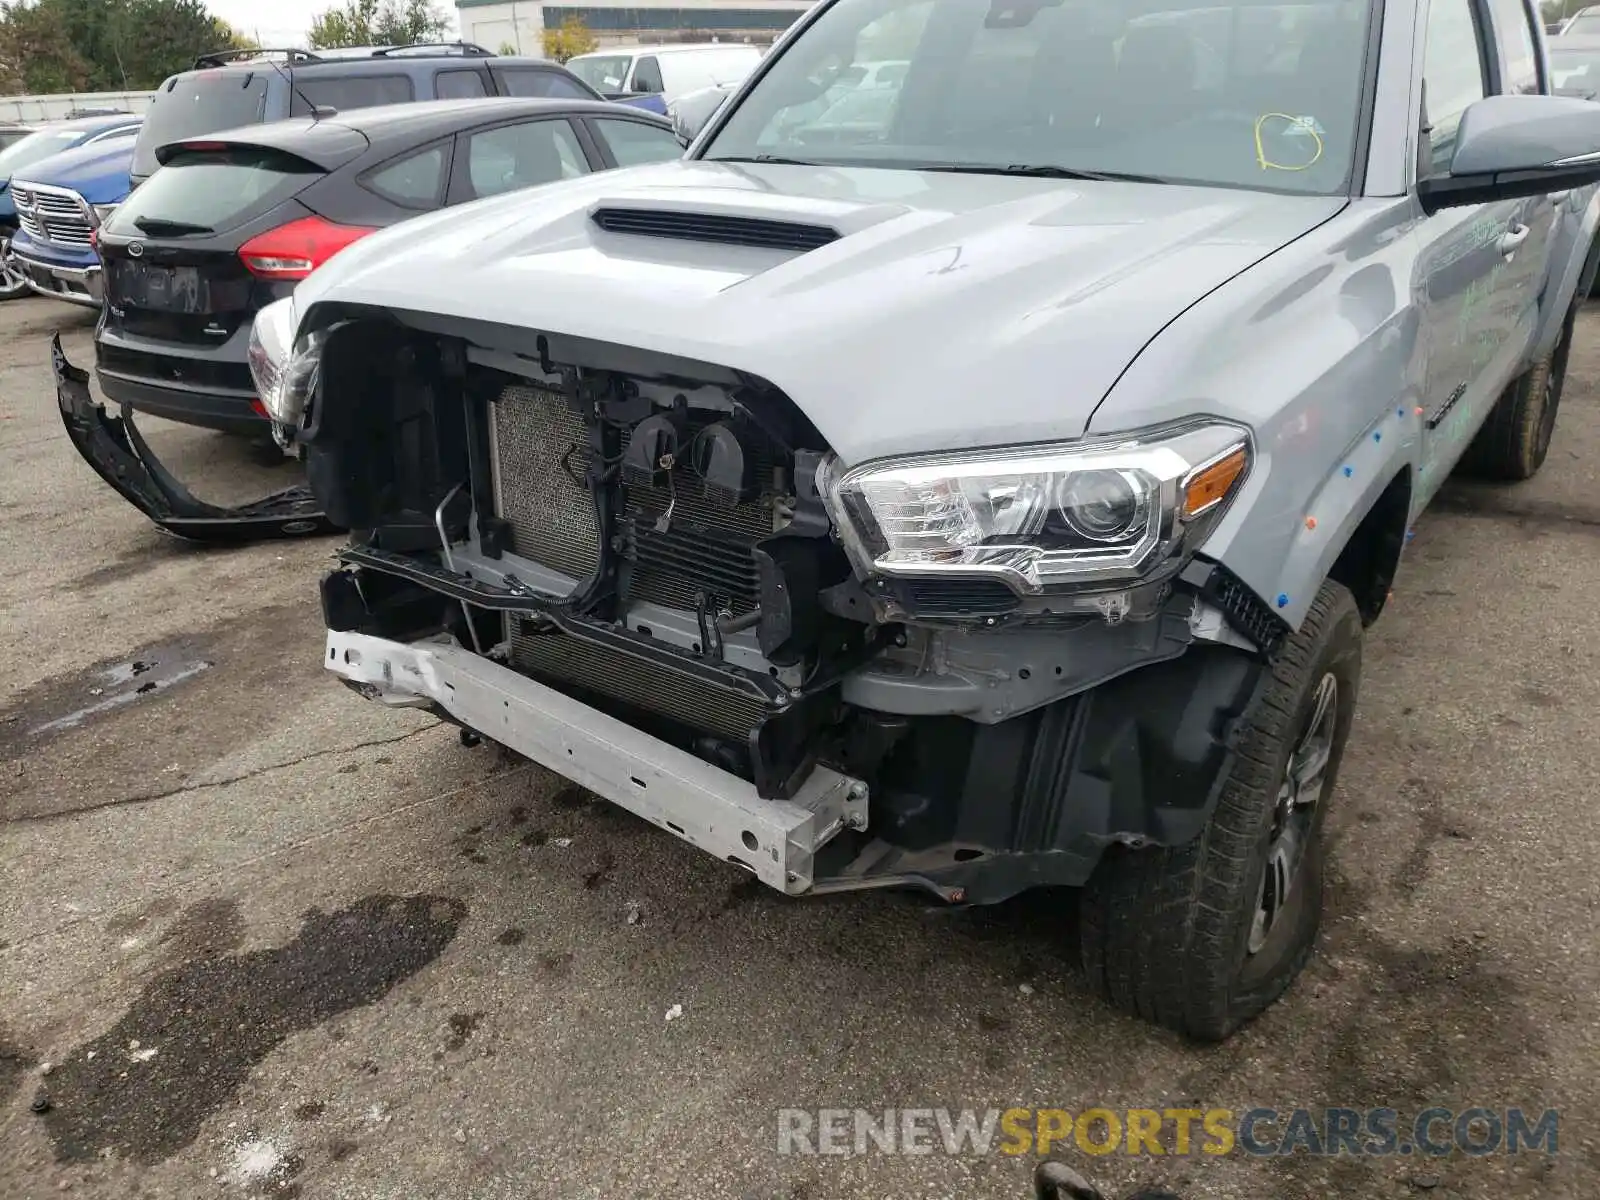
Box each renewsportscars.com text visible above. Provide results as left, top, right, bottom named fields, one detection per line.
left=776, top=1107, right=1559, bottom=1158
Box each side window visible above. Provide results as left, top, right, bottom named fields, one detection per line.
left=632, top=56, right=664, bottom=93
left=1485, top=0, right=1541, bottom=95
left=1421, top=0, right=1489, bottom=176
left=542, top=74, right=594, bottom=100
left=435, top=69, right=488, bottom=100
left=465, top=119, right=589, bottom=199
left=592, top=117, right=684, bottom=166
left=293, top=74, right=415, bottom=115
left=363, top=143, right=448, bottom=209
left=492, top=67, right=593, bottom=100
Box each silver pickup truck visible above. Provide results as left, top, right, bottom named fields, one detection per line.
left=56, top=0, right=1600, bottom=1040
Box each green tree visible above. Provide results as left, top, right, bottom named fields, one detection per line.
left=540, top=15, right=596, bottom=64
left=307, top=0, right=450, bottom=50
left=0, top=0, right=245, bottom=94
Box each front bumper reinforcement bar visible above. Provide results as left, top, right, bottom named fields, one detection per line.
left=325, top=629, right=869, bottom=895
left=51, top=335, right=340, bottom=542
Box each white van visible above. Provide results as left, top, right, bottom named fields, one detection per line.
left=566, top=44, right=763, bottom=105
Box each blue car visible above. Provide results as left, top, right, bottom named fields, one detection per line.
left=0, top=113, right=141, bottom=301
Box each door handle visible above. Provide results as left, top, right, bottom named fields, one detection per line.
left=1499, top=223, right=1530, bottom=256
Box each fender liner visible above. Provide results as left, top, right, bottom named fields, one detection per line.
left=51, top=335, right=341, bottom=543
left=817, top=642, right=1268, bottom=904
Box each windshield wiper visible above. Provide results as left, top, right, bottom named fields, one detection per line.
left=132, top=217, right=214, bottom=236
left=919, top=164, right=1169, bottom=184
left=704, top=154, right=830, bottom=167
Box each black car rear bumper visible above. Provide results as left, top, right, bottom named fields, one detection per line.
left=52, top=336, right=340, bottom=542
left=95, top=365, right=264, bottom=435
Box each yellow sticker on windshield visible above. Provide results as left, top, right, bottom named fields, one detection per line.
left=1255, top=113, right=1324, bottom=172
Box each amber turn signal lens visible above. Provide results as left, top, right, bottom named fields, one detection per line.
left=1181, top=446, right=1249, bottom=520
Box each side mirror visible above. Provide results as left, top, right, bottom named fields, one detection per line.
left=1419, top=93, right=1600, bottom=213
left=671, top=85, right=732, bottom=147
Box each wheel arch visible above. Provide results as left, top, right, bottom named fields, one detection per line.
left=1326, top=467, right=1412, bottom=625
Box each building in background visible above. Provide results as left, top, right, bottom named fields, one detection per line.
left=457, top=0, right=812, bottom=53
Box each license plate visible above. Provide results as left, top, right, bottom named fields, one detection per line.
left=113, top=261, right=206, bottom=313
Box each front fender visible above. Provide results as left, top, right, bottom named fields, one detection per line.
left=1088, top=201, right=1423, bottom=630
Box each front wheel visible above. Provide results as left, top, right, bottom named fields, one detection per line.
left=1079, top=580, right=1362, bottom=1042
left=0, top=229, right=29, bottom=301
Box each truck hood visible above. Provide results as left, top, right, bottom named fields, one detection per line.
left=13, top=139, right=134, bottom=204
left=296, top=160, right=1345, bottom=463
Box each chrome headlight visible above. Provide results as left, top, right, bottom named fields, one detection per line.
left=825, top=423, right=1252, bottom=595
left=248, top=296, right=324, bottom=429
left=91, top=203, right=118, bottom=226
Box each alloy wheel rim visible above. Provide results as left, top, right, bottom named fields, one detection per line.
left=1248, top=672, right=1337, bottom=956
left=0, top=235, right=25, bottom=294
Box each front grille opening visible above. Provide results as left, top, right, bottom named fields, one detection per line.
left=900, top=578, right=1022, bottom=618
left=591, top=206, right=839, bottom=253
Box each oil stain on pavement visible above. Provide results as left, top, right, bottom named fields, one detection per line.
left=36, top=893, right=466, bottom=1165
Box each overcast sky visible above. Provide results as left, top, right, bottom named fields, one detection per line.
left=205, top=0, right=461, bottom=51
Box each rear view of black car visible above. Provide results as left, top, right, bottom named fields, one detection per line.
left=94, top=97, right=681, bottom=435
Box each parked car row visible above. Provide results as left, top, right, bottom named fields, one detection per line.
left=5, top=40, right=701, bottom=441
left=96, top=97, right=682, bottom=434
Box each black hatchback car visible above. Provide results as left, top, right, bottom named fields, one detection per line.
left=94, top=97, right=682, bottom=434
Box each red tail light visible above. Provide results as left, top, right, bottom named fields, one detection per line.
left=238, top=216, right=377, bottom=282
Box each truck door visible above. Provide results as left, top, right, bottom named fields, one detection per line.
left=1484, top=0, right=1561, bottom=299
left=1412, top=0, right=1539, bottom=502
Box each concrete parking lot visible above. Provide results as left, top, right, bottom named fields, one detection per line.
left=1, top=293, right=1597, bottom=1200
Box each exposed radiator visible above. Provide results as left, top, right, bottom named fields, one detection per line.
left=490, top=385, right=600, bottom=583
left=490, top=384, right=784, bottom=742
left=622, top=424, right=776, bottom=615
left=490, top=385, right=779, bottom=612
left=509, top=623, right=771, bottom=741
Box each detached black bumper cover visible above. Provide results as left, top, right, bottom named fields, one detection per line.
left=51, top=336, right=341, bottom=542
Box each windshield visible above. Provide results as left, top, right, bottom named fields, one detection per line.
left=568, top=54, right=634, bottom=91
left=1565, top=12, right=1600, bottom=35
left=133, top=71, right=270, bottom=179
left=0, top=128, right=88, bottom=180
left=1550, top=45, right=1600, bottom=91
left=702, top=0, right=1374, bottom=195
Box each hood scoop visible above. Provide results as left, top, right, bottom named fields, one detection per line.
left=591, top=205, right=840, bottom=252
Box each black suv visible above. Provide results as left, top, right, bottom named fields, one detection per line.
left=129, top=43, right=631, bottom=188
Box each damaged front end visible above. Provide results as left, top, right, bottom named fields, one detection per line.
left=50, top=333, right=339, bottom=542
left=297, top=309, right=1283, bottom=904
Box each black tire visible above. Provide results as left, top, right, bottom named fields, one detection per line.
left=1457, top=302, right=1575, bottom=482
left=1079, top=580, right=1362, bottom=1042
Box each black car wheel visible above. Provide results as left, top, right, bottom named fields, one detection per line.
left=1079, top=580, right=1362, bottom=1041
